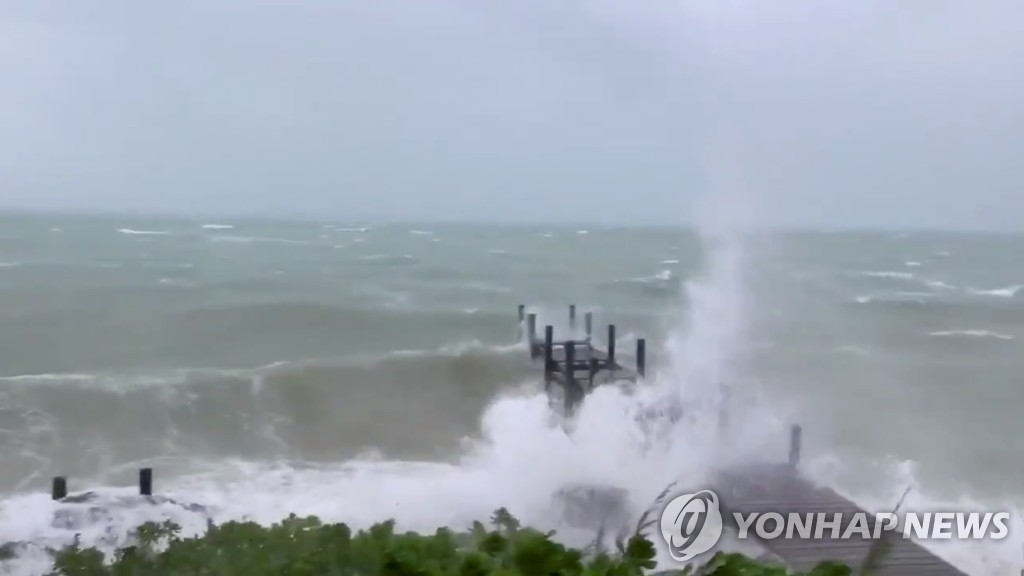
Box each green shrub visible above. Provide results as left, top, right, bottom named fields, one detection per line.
left=16, top=508, right=853, bottom=576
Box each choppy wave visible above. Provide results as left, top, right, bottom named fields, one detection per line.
left=968, top=285, right=1021, bottom=298
left=858, top=270, right=916, bottom=280
left=201, top=224, right=233, bottom=230
left=929, top=329, right=1014, bottom=341
left=117, top=229, right=169, bottom=236
left=358, top=254, right=418, bottom=265
left=0, top=342, right=530, bottom=494
left=209, top=235, right=309, bottom=246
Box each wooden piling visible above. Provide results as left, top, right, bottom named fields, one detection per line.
left=527, top=313, right=537, bottom=357
left=563, top=340, right=584, bottom=414
left=569, top=304, right=576, bottom=330
left=789, top=424, right=802, bottom=467
left=607, top=325, right=616, bottom=366
left=584, top=312, right=592, bottom=340
left=51, top=476, right=67, bottom=501
left=544, top=325, right=554, bottom=390
left=139, top=467, right=153, bottom=496
left=517, top=305, right=525, bottom=341
left=636, top=338, right=646, bottom=378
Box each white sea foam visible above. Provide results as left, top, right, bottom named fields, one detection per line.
left=929, top=330, right=1014, bottom=341
left=968, top=285, right=1021, bottom=298
left=905, top=261, right=921, bottom=267
left=209, top=235, right=308, bottom=246
left=859, top=271, right=915, bottom=280
left=117, top=228, right=169, bottom=236
left=0, top=262, right=21, bottom=268
left=201, top=224, right=234, bottom=230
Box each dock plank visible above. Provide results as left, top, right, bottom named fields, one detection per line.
left=714, top=465, right=968, bottom=575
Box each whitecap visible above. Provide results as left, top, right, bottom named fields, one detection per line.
left=118, top=228, right=169, bottom=236
left=201, top=224, right=234, bottom=230
left=929, top=330, right=1014, bottom=341
left=858, top=271, right=914, bottom=280
left=968, top=285, right=1021, bottom=298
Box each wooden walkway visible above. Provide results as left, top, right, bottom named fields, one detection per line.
left=518, top=305, right=969, bottom=575
left=716, top=462, right=968, bottom=575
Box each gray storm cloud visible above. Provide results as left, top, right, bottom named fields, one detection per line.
left=0, top=0, right=1021, bottom=229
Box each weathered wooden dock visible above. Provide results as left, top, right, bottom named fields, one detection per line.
left=518, top=305, right=969, bottom=575
left=716, top=458, right=968, bottom=574
left=518, top=304, right=648, bottom=415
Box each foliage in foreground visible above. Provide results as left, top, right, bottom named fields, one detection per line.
left=34, top=508, right=853, bottom=576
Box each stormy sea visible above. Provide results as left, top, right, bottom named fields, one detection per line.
left=0, top=213, right=1021, bottom=574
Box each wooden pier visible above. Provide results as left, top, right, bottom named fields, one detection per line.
left=518, top=305, right=969, bottom=575
left=712, top=429, right=968, bottom=575
left=518, top=304, right=648, bottom=415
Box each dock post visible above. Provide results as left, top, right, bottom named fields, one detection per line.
left=517, top=305, right=525, bottom=341
left=139, top=467, right=153, bottom=496
left=584, top=312, right=592, bottom=341
left=569, top=304, right=576, bottom=330
left=636, top=338, right=646, bottom=378
left=788, top=424, right=803, bottom=468
left=51, top=476, right=67, bottom=500
left=563, top=340, right=583, bottom=414
left=588, top=357, right=598, bottom=388
left=527, top=313, right=537, bottom=358
left=607, top=325, right=616, bottom=367
left=544, top=325, right=554, bottom=391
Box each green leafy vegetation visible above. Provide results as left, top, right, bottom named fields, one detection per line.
left=9, top=507, right=863, bottom=576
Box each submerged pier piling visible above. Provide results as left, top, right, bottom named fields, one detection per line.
left=607, top=325, right=616, bottom=366
left=788, top=424, right=803, bottom=467
left=51, top=477, right=67, bottom=501
left=636, top=338, right=646, bottom=378
left=527, top=313, right=537, bottom=357
left=139, top=467, right=153, bottom=496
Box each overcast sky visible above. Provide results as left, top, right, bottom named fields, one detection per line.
left=1, top=1, right=1021, bottom=229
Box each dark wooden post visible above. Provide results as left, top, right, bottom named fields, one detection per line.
left=636, top=338, right=646, bottom=378
left=563, top=340, right=583, bottom=414
left=607, top=325, right=616, bottom=367
left=527, top=313, right=537, bottom=357
left=584, top=312, right=592, bottom=340
left=589, top=357, right=598, bottom=388
left=544, top=325, right=554, bottom=391
left=139, top=467, right=153, bottom=496
left=789, top=424, right=803, bottom=467
left=569, top=304, right=576, bottom=330
left=51, top=476, right=67, bottom=500
left=517, top=304, right=525, bottom=342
